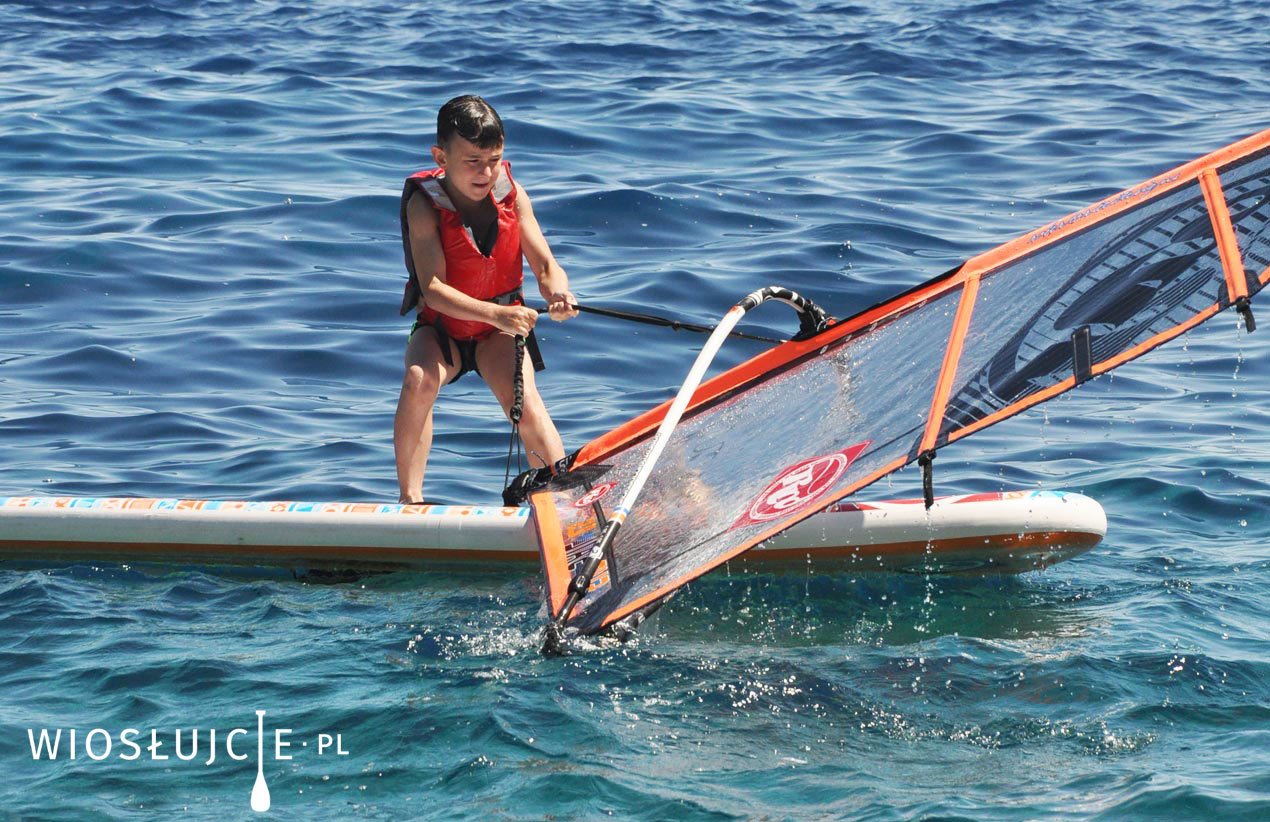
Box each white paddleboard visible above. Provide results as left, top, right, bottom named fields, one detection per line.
left=0, top=489, right=1104, bottom=574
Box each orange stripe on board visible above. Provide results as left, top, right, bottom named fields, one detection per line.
left=1200, top=168, right=1251, bottom=303
left=919, top=274, right=981, bottom=455
left=946, top=300, right=1225, bottom=445
left=727, top=530, right=1102, bottom=563
left=595, top=453, right=912, bottom=629
left=529, top=492, right=570, bottom=617
left=0, top=539, right=539, bottom=564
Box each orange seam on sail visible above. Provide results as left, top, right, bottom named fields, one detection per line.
left=919, top=274, right=981, bottom=455
left=1200, top=169, right=1251, bottom=303
left=945, top=377, right=1078, bottom=444
left=529, top=493, right=569, bottom=616
left=964, top=128, right=1270, bottom=277
left=576, top=275, right=965, bottom=465
left=945, top=301, right=1224, bottom=445
left=1087, top=302, right=1225, bottom=377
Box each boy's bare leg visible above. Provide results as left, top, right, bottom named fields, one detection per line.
left=394, top=327, right=460, bottom=503
left=475, top=333, right=565, bottom=469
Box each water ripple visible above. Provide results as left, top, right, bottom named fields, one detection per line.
left=1, top=0, right=1268, bottom=818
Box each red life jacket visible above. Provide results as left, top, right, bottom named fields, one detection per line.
left=399, top=161, right=523, bottom=341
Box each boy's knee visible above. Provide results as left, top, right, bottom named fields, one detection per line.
left=402, top=364, right=440, bottom=399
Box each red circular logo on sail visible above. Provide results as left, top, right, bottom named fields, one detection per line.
left=573, top=482, right=616, bottom=508
left=735, top=441, right=871, bottom=527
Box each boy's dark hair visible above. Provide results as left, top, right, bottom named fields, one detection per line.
left=436, top=95, right=504, bottom=149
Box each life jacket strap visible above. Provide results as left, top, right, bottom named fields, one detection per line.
left=488, top=287, right=524, bottom=306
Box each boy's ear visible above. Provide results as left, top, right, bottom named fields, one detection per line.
left=430, top=144, right=446, bottom=167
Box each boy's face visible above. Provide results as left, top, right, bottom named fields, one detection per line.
left=432, top=137, right=504, bottom=203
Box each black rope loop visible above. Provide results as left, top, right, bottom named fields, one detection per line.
left=504, top=335, right=527, bottom=491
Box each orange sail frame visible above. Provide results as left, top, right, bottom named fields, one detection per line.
left=532, top=128, right=1270, bottom=633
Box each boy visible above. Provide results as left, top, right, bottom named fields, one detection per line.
left=394, top=95, right=577, bottom=504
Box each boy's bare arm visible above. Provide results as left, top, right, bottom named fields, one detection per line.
left=425, top=278, right=537, bottom=337
left=406, top=192, right=445, bottom=303
left=516, top=184, right=578, bottom=321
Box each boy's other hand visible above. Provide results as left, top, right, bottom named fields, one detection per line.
left=546, top=291, right=579, bottom=322
left=496, top=304, right=539, bottom=337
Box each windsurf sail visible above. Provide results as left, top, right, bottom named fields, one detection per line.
left=530, top=127, right=1270, bottom=646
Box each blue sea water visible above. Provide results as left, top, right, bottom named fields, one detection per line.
left=1, top=0, right=1268, bottom=818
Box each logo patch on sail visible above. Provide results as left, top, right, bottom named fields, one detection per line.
left=734, top=441, right=871, bottom=527
left=572, top=482, right=616, bottom=508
